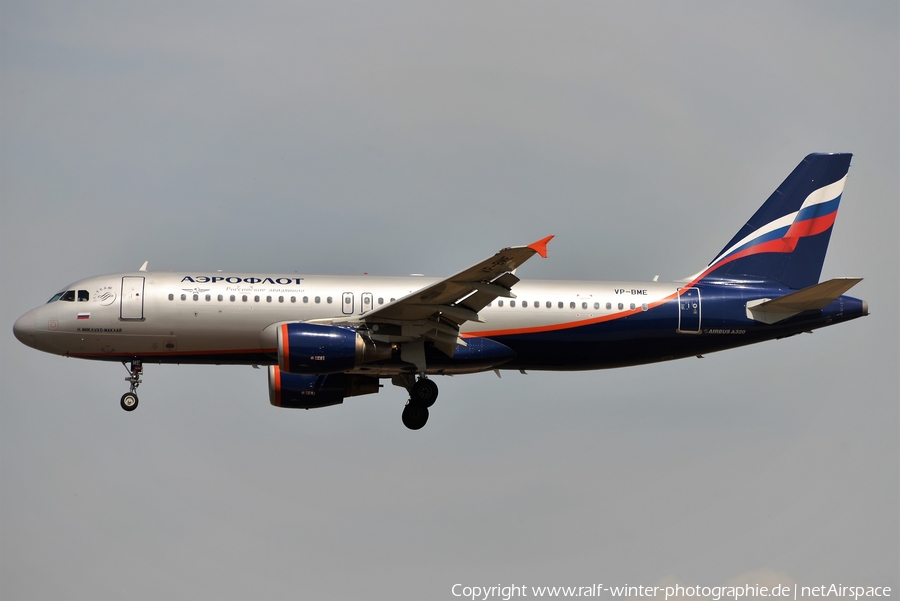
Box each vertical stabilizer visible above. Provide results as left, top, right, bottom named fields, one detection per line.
left=700, top=153, right=852, bottom=290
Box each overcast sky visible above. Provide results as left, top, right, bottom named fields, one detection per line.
left=1, top=2, right=897, bottom=600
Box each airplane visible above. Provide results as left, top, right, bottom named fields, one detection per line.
left=13, top=153, right=868, bottom=430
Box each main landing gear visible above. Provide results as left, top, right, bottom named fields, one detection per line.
left=400, top=376, right=439, bottom=430
left=120, top=360, right=143, bottom=412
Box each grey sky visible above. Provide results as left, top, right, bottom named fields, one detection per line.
left=1, top=2, right=897, bottom=600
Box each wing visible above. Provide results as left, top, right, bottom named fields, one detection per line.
left=322, top=235, right=553, bottom=358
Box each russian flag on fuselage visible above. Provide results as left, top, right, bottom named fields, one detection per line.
left=701, top=153, right=851, bottom=290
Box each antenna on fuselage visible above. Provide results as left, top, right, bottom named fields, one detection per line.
left=139, top=261, right=148, bottom=272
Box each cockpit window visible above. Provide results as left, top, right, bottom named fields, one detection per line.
left=77, top=290, right=89, bottom=302
left=47, top=292, right=65, bottom=303
left=59, top=290, right=76, bottom=302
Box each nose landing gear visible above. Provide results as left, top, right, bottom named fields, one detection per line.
left=120, top=360, right=143, bottom=412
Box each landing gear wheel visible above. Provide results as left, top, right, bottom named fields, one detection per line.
left=120, top=392, right=139, bottom=412
left=410, top=378, right=438, bottom=408
left=402, top=403, right=429, bottom=430
left=120, top=360, right=143, bottom=412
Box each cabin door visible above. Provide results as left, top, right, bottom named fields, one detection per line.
left=677, top=287, right=701, bottom=333
left=120, top=276, right=145, bottom=320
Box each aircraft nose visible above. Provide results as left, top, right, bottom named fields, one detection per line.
left=13, top=310, right=36, bottom=348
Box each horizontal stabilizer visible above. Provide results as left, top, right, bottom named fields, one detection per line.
left=746, top=278, right=862, bottom=324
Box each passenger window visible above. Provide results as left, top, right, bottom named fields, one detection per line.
left=254, top=295, right=260, bottom=302
left=378, top=297, right=384, bottom=305
left=594, top=302, right=599, bottom=310
left=582, top=302, right=588, bottom=309
left=193, top=294, right=199, bottom=301
left=510, top=300, right=516, bottom=307
left=290, top=296, right=296, bottom=303
left=77, top=290, right=89, bottom=302
left=390, top=298, right=396, bottom=302
left=327, top=297, right=333, bottom=304
left=315, top=296, right=321, bottom=304
left=642, top=303, right=649, bottom=311
left=303, top=296, right=309, bottom=303
left=230, top=295, right=236, bottom=302
left=217, top=294, right=223, bottom=301
left=546, top=301, right=551, bottom=308
left=630, top=303, right=636, bottom=310
left=279, top=296, right=284, bottom=303
left=498, top=300, right=504, bottom=307
left=242, top=295, right=248, bottom=302
left=181, top=294, right=187, bottom=301
left=60, top=291, right=76, bottom=302
left=266, top=296, right=272, bottom=303
left=606, top=302, right=612, bottom=310
left=618, top=303, right=624, bottom=310
left=569, top=302, right=575, bottom=309
left=344, top=297, right=351, bottom=305
left=558, top=301, right=563, bottom=309
left=168, top=293, right=174, bottom=301
left=205, top=294, right=211, bottom=301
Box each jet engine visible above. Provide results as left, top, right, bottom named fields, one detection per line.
left=276, top=322, right=391, bottom=374
left=269, top=367, right=380, bottom=409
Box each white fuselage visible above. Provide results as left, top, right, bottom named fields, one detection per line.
left=16, top=271, right=678, bottom=362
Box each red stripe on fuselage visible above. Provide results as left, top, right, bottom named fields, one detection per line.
left=463, top=295, right=677, bottom=338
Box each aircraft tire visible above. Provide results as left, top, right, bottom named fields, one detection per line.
left=120, top=393, right=139, bottom=412
left=410, top=379, right=438, bottom=408
left=402, top=403, right=429, bottom=430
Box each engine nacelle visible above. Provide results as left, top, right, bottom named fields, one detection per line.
left=269, top=366, right=380, bottom=409
left=276, top=322, right=391, bottom=375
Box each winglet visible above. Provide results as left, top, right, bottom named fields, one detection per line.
left=527, top=235, right=554, bottom=259
left=139, top=261, right=149, bottom=272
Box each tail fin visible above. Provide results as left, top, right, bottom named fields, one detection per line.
left=700, top=153, right=852, bottom=290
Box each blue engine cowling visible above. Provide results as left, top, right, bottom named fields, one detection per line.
left=276, top=322, right=391, bottom=375
left=268, top=366, right=380, bottom=409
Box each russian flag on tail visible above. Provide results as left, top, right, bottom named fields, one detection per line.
left=699, top=153, right=851, bottom=290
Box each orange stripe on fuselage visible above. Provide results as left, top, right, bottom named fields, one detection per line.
left=462, top=292, right=680, bottom=338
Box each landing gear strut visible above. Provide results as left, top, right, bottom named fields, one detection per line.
left=120, top=360, right=142, bottom=412
left=397, top=375, right=439, bottom=430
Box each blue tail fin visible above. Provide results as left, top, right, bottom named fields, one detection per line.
left=700, top=153, right=852, bottom=290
